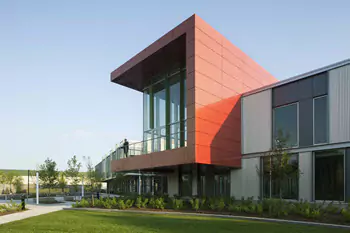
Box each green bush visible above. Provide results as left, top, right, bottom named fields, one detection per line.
left=117, top=199, right=126, bottom=210
left=171, top=198, right=184, bottom=210
left=155, top=197, right=165, bottom=210
left=208, top=198, right=216, bottom=211
left=149, top=197, right=155, bottom=209
left=141, top=198, right=149, bottom=208
left=189, top=198, right=200, bottom=211
left=217, top=198, right=225, bottom=211
left=325, top=202, right=339, bottom=214
left=125, top=199, right=134, bottom=209
left=341, top=208, right=350, bottom=222
left=135, top=196, right=142, bottom=209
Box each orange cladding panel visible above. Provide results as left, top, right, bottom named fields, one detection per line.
left=192, top=15, right=278, bottom=168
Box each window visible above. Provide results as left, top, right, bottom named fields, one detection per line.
left=314, top=149, right=344, bottom=201
left=314, top=96, right=328, bottom=144
left=273, top=103, right=298, bottom=147
left=262, top=154, right=299, bottom=199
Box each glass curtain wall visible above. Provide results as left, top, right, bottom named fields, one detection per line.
left=143, top=68, right=186, bottom=154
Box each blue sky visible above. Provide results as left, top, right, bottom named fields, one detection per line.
left=0, top=0, right=349, bottom=170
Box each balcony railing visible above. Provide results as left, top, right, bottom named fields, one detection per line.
left=113, top=131, right=187, bottom=160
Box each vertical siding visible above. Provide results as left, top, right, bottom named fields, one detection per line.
left=329, top=65, right=350, bottom=143
left=299, top=152, right=313, bottom=201
left=242, top=90, right=272, bottom=154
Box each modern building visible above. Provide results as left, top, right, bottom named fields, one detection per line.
left=97, top=14, right=350, bottom=202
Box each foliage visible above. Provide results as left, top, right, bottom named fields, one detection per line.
left=13, top=176, right=24, bottom=193
left=257, top=135, right=301, bottom=199
left=70, top=195, right=350, bottom=224
left=58, top=172, right=67, bottom=192
left=84, top=156, right=101, bottom=192
left=4, top=172, right=17, bottom=193
left=39, top=158, right=59, bottom=194
left=189, top=198, right=200, bottom=211
left=171, top=198, right=184, bottom=210
left=0, top=200, right=22, bottom=212
left=66, top=155, right=82, bottom=193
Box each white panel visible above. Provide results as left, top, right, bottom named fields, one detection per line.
left=329, top=65, right=350, bottom=143
left=231, top=157, right=260, bottom=199
left=230, top=169, right=242, bottom=198
left=167, top=168, right=179, bottom=197
left=243, top=90, right=272, bottom=154
left=299, top=152, right=312, bottom=201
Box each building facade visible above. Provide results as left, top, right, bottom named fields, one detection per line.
left=97, top=14, right=350, bottom=202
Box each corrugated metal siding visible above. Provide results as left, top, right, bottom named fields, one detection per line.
left=329, top=65, right=350, bottom=143
left=242, top=89, right=272, bottom=154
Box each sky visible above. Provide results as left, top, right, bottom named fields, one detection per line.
left=0, top=0, right=349, bottom=170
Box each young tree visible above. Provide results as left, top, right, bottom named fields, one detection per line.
left=257, top=135, right=300, bottom=199
left=66, top=155, right=81, bottom=194
left=0, top=172, right=6, bottom=194
left=58, top=172, right=67, bottom=193
left=13, top=176, right=24, bottom=193
left=84, top=156, right=96, bottom=191
left=39, top=158, right=59, bottom=194
left=5, top=172, right=16, bottom=193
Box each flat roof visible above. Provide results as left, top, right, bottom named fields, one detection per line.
left=243, top=58, right=350, bottom=97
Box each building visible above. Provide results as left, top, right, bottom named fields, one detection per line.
left=97, top=14, right=350, bottom=202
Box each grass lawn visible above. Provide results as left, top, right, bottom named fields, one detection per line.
left=0, top=210, right=347, bottom=233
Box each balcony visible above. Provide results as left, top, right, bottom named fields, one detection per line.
left=112, top=121, right=187, bottom=161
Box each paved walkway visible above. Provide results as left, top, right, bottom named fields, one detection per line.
left=0, top=201, right=72, bottom=225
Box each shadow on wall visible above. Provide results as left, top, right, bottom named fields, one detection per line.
left=196, top=94, right=242, bottom=168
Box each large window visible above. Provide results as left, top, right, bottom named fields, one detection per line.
left=262, top=154, right=299, bottom=199
left=142, top=68, right=186, bottom=153
left=273, top=103, right=298, bottom=147
left=314, top=149, right=344, bottom=201
left=314, top=96, right=328, bottom=144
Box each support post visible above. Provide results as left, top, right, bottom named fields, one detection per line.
left=36, top=172, right=39, bottom=205
left=138, top=170, right=141, bottom=195
left=82, top=176, right=84, bottom=198
left=27, top=170, right=30, bottom=201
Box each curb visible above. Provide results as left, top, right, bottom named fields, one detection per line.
left=63, top=208, right=350, bottom=229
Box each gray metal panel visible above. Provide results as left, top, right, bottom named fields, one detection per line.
left=244, top=58, right=350, bottom=97
left=346, top=148, right=350, bottom=202
left=273, top=81, right=299, bottom=107
left=329, top=65, right=350, bottom=143
left=299, top=99, right=313, bottom=147
left=313, top=72, right=328, bottom=97
left=298, top=78, right=313, bottom=100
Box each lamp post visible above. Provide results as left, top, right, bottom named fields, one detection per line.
left=36, top=172, right=39, bottom=205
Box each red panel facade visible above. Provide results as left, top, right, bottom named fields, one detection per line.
left=110, top=14, right=277, bottom=171
left=192, top=15, right=277, bottom=168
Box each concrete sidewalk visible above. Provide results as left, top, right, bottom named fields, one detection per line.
left=0, top=202, right=72, bottom=225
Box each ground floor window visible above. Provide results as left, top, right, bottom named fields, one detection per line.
left=262, top=154, right=299, bottom=199
left=314, top=149, right=344, bottom=201
left=179, top=165, right=192, bottom=197
left=214, top=174, right=230, bottom=197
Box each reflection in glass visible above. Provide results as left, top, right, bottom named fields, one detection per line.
left=315, top=150, right=344, bottom=201
left=273, top=103, right=298, bottom=147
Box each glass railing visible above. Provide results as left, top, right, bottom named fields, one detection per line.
left=113, top=129, right=187, bottom=160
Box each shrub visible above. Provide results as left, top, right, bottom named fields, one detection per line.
left=208, top=198, right=216, bottom=211
left=135, top=196, right=142, bottom=209
left=149, top=197, right=155, bottom=209
left=155, top=197, right=165, bottom=210
left=117, top=199, right=126, bottom=210
left=341, top=208, right=350, bottom=222
left=325, top=202, right=339, bottom=214
left=172, top=198, right=184, bottom=210
left=189, top=198, right=200, bottom=211
left=217, top=198, right=225, bottom=211
left=141, top=198, right=149, bottom=208
left=125, top=199, right=134, bottom=209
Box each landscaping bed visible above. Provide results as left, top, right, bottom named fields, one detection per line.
left=72, top=196, right=350, bottom=226
left=0, top=201, right=25, bottom=216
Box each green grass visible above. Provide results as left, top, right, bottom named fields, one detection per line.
left=0, top=210, right=347, bottom=233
